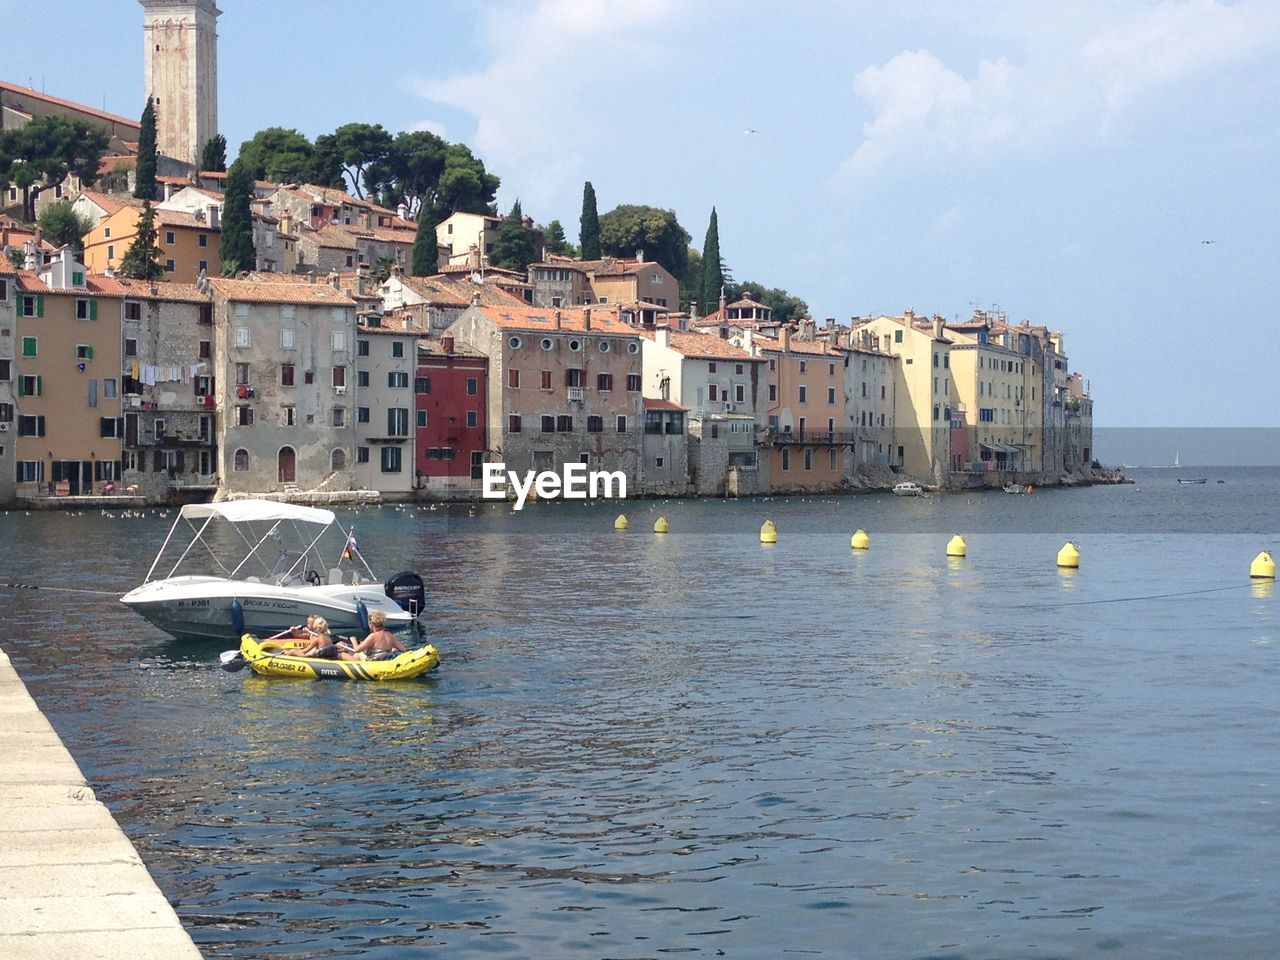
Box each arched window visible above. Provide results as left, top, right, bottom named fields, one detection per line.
left=233, top=448, right=249, bottom=471
left=331, top=448, right=347, bottom=470
left=277, top=446, right=296, bottom=483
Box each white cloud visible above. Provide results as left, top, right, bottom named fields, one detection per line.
left=837, top=1, right=1280, bottom=186
left=409, top=119, right=447, bottom=138
left=925, top=205, right=965, bottom=245
left=413, top=0, right=682, bottom=214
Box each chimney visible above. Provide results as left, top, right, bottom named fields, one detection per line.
left=635, top=249, right=644, bottom=263
left=442, top=333, right=455, bottom=355
left=470, top=292, right=481, bottom=306
left=780, top=325, right=792, bottom=351
left=208, top=204, right=220, bottom=229
left=397, top=201, right=409, bottom=221
left=553, top=310, right=562, bottom=331
left=104, top=266, right=116, bottom=278
left=656, top=327, right=670, bottom=348
left=933, top=316, right=945, bottom=340
left=23, top=240, right=38, bottom=271
left=690, top=298, right=699, bottom=322
left=327, top=270, right=340, bottom=289
left=583, top=306, right=591, bottom=331
left=163, top=181, right=175, bottom=201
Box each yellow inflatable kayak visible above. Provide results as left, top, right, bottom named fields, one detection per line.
left=236, top=634, right=440, bottom=681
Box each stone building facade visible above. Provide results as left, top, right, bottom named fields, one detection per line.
left=0, top=266, right=15, bottom=503
left=140, top=0, right=221, bottom=168
left=352, top=321, right=416, bottom=495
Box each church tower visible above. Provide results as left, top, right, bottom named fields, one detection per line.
left=140, top=0, right=220, bottom=168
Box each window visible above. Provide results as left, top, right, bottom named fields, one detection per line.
left=233, top=448, right=249, bottom=471
left=798, top=386, right=807, bottom=403
left=735, top=384, right=745, bottom=403
left=599, top=340, right=611, bottom=353
left=332, top=406, right=347, bottom=427
left=894, top=329, right=903, bottom=343
left=332, top=365, right=346, bottom=387
left=781, top=447, right=790, bottom=471
left=76, top=299, right=90, bottom=319
left=198, top=260, right=208, bottom=274
left=587, top=415, right=603, bottom=433
left=281, top=327, right=295, bottom=349
left=617, top=416, right=628, bottom=433
left=332, top=331, right=346, bottom=351
left=103, top=378, right=117, bottom=398
left=768, top=383, right=778, bottom=403
left=508, top=414, right=522, bottom=433
left=19, top=295, right=39, bottom=317
left=280, top=363, right=295, bottom=386
left=509, top=336, right=523, bottom=349
left=508, top=368, right=521, bottom=389
left=17, top=461, right=45, bottom=483
left=416, top=410, right=427, bottom=428
left=828, top=387, right=836, bottom=404
left=540, top=415, right=555, bottom=433
left=235, top=363, right=251, bottom=385
left=414, top=376, right=431, bottom=394
left=627, top=342, right=640, bottom=355
left=556, top=415, right=573, bottom=432
left=804, top=449, right=813, bottom=471
left=627, top=374, right=641, bottom=392
left=199, top=233, right=208, bottom=247
left=381, top=447, right=402, bottom=473
left=76, top=344, right=94, bottom=361
left=282, top=405, right=297, bottom=427
left=0, top=278, right=6, bottom=301
left=541, top=370, right=553, bottom=390
left=568, top=339, right=581, bottom=352
left=194, top=375, right=211, bottom=397
left=357, top=339, right=370, bottom=357
left=466, top=410, right=478, bottom=428
left=236, top=405, right=254, bottom=426
left=470, top=451, right=485, bottom=480
left=708, top=384, right=718, bottom=401
left=165, top=231, right=176, bottom=244
left=164, top=259, right=175, bottom=273
left=18, top=415, right=46, bottom=437
left=235, top=326, right=251, bottom=348
left=356, top=447, right=369, bottom=464
left=22, top=336, right=37, bottom=358
left=388, top=371, right=409, bottom=388
left=392, top=341, right=404, bottom=358
left=388, top=407, right=409, bottom=436
left=597, top=373, right=613, bottom=391
left=799, top=360, right=807, bottom=373
left=356, top=370, right=370, bottom=388
left=18, top=375, right=41, bottom=396
left=466, top=377, right=478, bottom=395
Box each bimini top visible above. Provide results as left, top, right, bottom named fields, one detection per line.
left=178, top=500, right=337, bottom=525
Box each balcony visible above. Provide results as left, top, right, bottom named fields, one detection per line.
left=766, top=428, right=861, bottom=445
left=566, top=386, right=584, bottom=402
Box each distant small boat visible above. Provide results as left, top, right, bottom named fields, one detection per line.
left=1003, top=483, right=1032, bottom=494
left=1177, top=477, right=1207, bottom=484
left=1173, top=452, right=1181, bottom=468
left=892, top=481, right=924, bottom=497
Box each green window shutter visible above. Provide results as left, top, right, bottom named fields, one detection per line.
left=89, top=300, right=98, bottom=321
left=17, top=378, right=24, bottom=397
left=36, top=375, right=42, bottom=396
left=22, top=336, right=36, bottom=357
left=36, top=295, right=44, bottom=317
left=87, top=345, right=94, bottom=360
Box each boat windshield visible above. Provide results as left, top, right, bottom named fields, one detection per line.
left=143, top=500, right=377, bottom=586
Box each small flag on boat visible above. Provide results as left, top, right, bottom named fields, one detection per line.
left=343, top=530, right=358, bottom=560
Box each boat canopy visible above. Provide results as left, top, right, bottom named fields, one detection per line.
left=179, top=500, right=336, bottom=526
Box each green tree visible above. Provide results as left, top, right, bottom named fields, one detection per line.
left=200, top=133, right=227, bottom=172
left=37, top=201, right=92, bottom=252
left=236, top=128, right=317, bottom=183
left=598, top=204, right=690, bottom=278
left=490, top=200, right=536, bottom=272
left=326, top=122, right=394, bottom=198
left=118, top=201, right=164, bottom=280
left=1, top=115, right=109, bottom=221
left=432, top=143, right=500, bottom=218
left=367, top=130, right=447, bottom=216
left=680, top=247, right=702, bottom=313
left=542, top=219, right=570, bottom=256
left=410, top=208, right=439, bottom=276
left=135, top=98, right=157, bottom=200
left=579, top=181, right=600, bottom=260
left=700, top=207, right=724, bottom=317
left=219, top=159, right=255, bottom=275
left=369, top=254, right=397, bottom=284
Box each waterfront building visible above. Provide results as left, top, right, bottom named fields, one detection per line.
left=447, top=304, right=643, bottom=480
left=836, top=323, right=896, bottom=467
left=208, top=277, right=357, bottom=493
left=739, top=327, right=848, bottom=493
left=11, top=249, right=124, bottom=497
left=352, top=316, right=416, bottom=495
left=1064, top=372, right=1093, bottom=470
left=116, top=278, right=217, bottom=500
left=414, top=333, right=489, bottom=498
left=641, top=398, right=689, bottom=495
left=946, top=320, right=1037, bottom=474
left=0, top=263, right=16, bottom=501
left=853, top=312, right=952, bottom=482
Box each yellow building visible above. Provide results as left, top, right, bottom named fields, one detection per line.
left=12, top=251, right=124, bottom=496
left=947, top=319, right=1042, bottom=474
left=854, top=312, right=951, bottom=482
left=83, top=205, right=219, bottom=283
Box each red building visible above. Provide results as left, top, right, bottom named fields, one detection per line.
left=416, top=333, right=488, bottom=497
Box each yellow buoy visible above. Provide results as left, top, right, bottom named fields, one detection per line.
left=760, top=519, right=778, bottom=544
left=1057, top=541, right=1080, bottom=568
left=851, top=529, right=871, bottom=550
left=946, top=534, right=967, bottom=557
left=614, top=514, right=629, bottom=531
left=653, top=516, right=669, bottom=534
left=1251, top=551, right=1276, bottom=579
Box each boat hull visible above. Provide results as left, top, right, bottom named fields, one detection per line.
left=239, top=635, right=439, bottom=681
left=121, top=576, right=414, bottom=641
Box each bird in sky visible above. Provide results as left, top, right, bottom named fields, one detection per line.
left=1201, top=239, right=1216, bottom=244
left=745, top=128, right=758, bottom=134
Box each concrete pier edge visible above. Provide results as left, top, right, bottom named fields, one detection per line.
left=0, top=647, right=203, bottom=960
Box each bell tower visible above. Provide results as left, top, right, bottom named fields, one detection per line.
left=140, top=0, right=220, bottom=168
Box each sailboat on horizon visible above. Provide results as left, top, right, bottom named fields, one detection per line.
left=1173, top=451, right=1180, bottom=469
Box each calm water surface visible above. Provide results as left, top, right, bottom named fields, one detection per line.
left=0, top=468, right=1277, bottom=958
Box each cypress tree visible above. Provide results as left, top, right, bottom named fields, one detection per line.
left=491, top=200, right=536, bottom=273
left=410, top=207, right=438, bottom=276
left=134, top=98, right=157, bottom=200
left=200, top=134, right=227, bottom=172
left=700, top=207, right=724, bottom=316
left=219, top=159, right=255, bottom=275
left=118, top=201, right=164, bottom=280
left=579, top=181, right=601, bottom=260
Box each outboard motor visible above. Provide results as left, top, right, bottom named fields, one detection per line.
left=384, top=570, right=426, bottom=617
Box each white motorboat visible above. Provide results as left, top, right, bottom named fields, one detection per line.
left=892, top=481, right=924, bottom=497
left=120, top=500, right=425, bottom=641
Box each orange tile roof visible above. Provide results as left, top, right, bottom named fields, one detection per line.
left=750, top=335, right=845, bottom=357
left=113, top=278, right=209, bottom=303
left=208, top=277, right=356, bottom=306
left=309, top=224, right=358, bottom=250
left=644, top=397, right=686, bottom=411
left=473, top=304, right=639, bottom=336
left=639, top=329, right=759, bottom=361
left=75, top=190, right=139, bottom=216
left=0, top=80, right=139, bottom=130
left=199, top=170, right=228, bottom=180
left=98, top=154, right=137, bottom=176
left=156, top=209, right=217, bottom=230
left=15, top=271, right=47, bottom=292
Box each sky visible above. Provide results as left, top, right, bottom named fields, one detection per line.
left=9, top=0, right=1280, bottom=432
